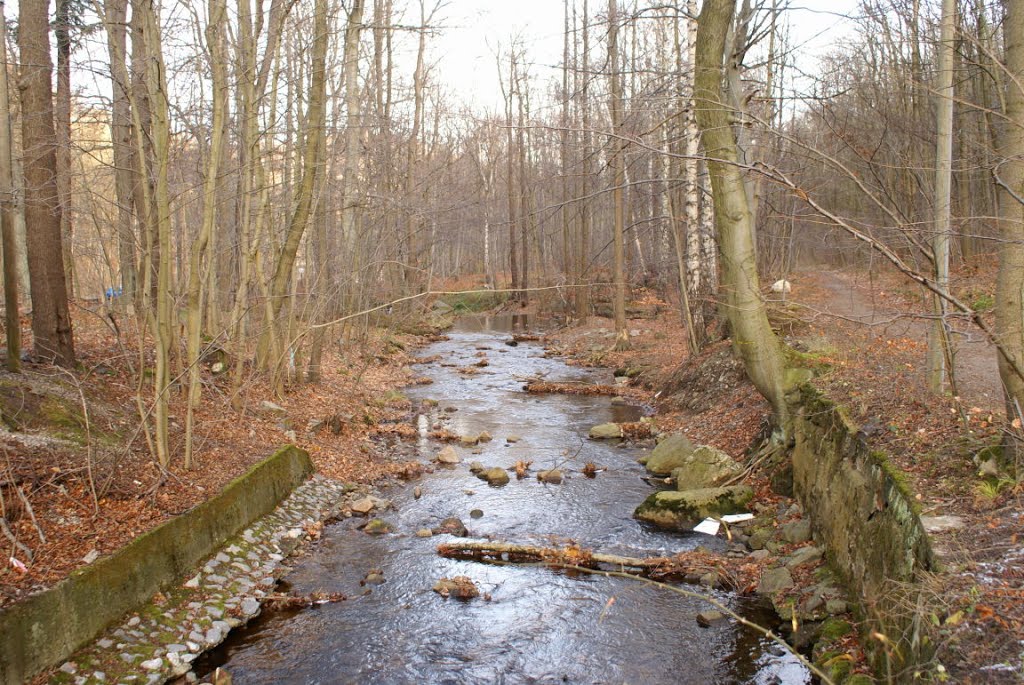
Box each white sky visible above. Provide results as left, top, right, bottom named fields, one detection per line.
left=424, top=0, right=862, bottom=113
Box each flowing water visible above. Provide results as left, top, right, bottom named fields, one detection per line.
left=200, top=315, right=809, bottom=684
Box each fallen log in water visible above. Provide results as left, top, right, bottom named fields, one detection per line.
left=436, top=540, right=747, bottom=590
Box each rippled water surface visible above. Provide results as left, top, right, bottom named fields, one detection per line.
left=202, top=315, right=808, bottom=684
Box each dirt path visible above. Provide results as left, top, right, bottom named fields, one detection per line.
left=792, top=269, right=1001, bottom=409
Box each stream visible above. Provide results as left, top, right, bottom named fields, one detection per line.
left=200, top=315, right=809, bottom=684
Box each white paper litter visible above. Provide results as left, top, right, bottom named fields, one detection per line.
left=692, top=513, right=755, bottom=536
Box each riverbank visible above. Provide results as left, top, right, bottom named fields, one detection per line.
left=0, top=314, right=432, bottom=613
left=541, top=274, right=1023, bottom=684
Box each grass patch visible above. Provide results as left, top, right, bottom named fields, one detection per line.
left=442, top=290, right=507, bottom=313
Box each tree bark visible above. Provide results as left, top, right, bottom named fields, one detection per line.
left=103, top=0, right=137, bottom=309
left=55, top=0, right=75, bottom=299
left=694, top=0, right=788, bottom=430
left=607, top=0, right=629, bottom=350
left=19, top=0, right=76, bottom=367
left=996, top=0, right=1024, bottom=466
left=0, top=2, right=19, bottom=372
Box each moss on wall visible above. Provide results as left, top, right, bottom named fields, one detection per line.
left=0, top=445, right=314, bottom=685
left=791, top=384, right=935, bottom=682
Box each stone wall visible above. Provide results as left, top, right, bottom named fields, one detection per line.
left=791, top=385, right=936, bottom=682
left=0, top=445, right=314, bottom=685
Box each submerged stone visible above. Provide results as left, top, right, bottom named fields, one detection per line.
left=478, top=467, right=510, bottom=486
left=588, top=423, right=623, bottom=439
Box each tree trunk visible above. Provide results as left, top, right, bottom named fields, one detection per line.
left=996, top=0, right=1024, bottom=467
left=607, top=0, right=629, bottom=350
left=55, top=0, right=75, bottom=299
left=184, top=0, right=229, bottom=469
left=18, top=0, right=76, bottom=367
left=103, top=0, right=137, bottom=310
left=694, top=0, right=788, bottom=430
left=0, top=3, right=19, bottom=372
left=259, top=0, right=329, bottom=368
left=928, top=0, right=956, bottom=394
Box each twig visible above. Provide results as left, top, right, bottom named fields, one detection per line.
left=0, top=516, right=32, bottom=561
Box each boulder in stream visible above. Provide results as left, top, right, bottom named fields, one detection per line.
left=633, top=485, right=754, bottom=530
left=468, top=461, right=485, bottom=474
left=362, top=518, right=393, bottom=535
left=478, top=467, right=510, bottom=486
left=588, top=423, right=623, bottom=439
left=670, top=445, right=743, bottom=490
left=433, top=576, right=479, bottom=599
left=435, top=446, right=460, bottom=464
left=642, top=433, right=697, bottom=476
left=434, top=517, right=468, bottom=537
left=537, top=469, right=563, bottom=484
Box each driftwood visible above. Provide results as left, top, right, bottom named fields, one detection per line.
left=436, top=540, right=743, bottom=589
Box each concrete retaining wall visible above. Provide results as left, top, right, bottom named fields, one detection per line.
left=791, top=384, right=936, bottom=682
left=0, top=445, right=314, bottom=685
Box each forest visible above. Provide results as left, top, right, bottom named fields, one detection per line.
left=1, top=0, right=1023, bottom=682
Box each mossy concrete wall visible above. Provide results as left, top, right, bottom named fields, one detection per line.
left=791, top=385, right=936, bottom=682
left=0, top=445, right=314, bottom=685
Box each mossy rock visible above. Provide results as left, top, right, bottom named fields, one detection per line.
left=634, top=485, right=754, bottom=530
left=813, top=650, right=854, bottom=683
left=643, top=433, right=696, bottom=476
left=670, top=445, right=743, bottom=490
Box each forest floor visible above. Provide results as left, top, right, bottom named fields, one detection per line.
left=541, top=260, right=1021, bottom=683
left=0, top=312, right=434, bottom=608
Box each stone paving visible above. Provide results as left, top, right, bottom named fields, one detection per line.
left=49, top=475, right=358, bottom=685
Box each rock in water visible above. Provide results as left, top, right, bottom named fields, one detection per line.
left=478, top=467, right=510, bottom=486
left=696, top=610, right=725, bottom=627
left=633, top=485, right=754, bottom=530
left=669, top=445, right=743, bottom=490
left=643, top=433, right=696, bottom=476
left=362, top=519, right=393, bottom=535
left=434, top=517, right=468, bottom=537
left=537, top=469, right=563, bottom=484
left=468, top=461, right=485, bottom=474
left=478, top=431, right=493, bottom=443
left=350, top=497, right=375, bottom=515
left=589, top=423, right=623, bottom=439
left=433, top=576, right=480, bottom=599
left=435, top=446, right=460, bottom=464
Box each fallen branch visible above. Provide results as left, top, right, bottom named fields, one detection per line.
left=436, top=540, right=743, bottom=588
left=262, top=591, right=346, bottom=610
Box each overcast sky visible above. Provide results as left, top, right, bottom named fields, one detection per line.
left=422, top=0, right=862, bottom=113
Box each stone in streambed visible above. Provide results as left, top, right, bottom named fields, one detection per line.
left=696, top=610, right=726, bottom=627
left=362, top=518, right=393, bottom=535
left=642, top=433, right=696, bottom=476
left=436, top=446, right=460, bottom=464
left=537, top=469, right=563, bottom=484
left=478, top=467, right=510, bottom=486
left=434, top=517, right=468, bottom=537
left=589, top=423, right=623, bottom=439
left=468, top=461, right=485, bottom=474
left=633, top=485, right=754, bottom=530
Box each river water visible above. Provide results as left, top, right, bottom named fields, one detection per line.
left=201, top=315, right=809, bottom=684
